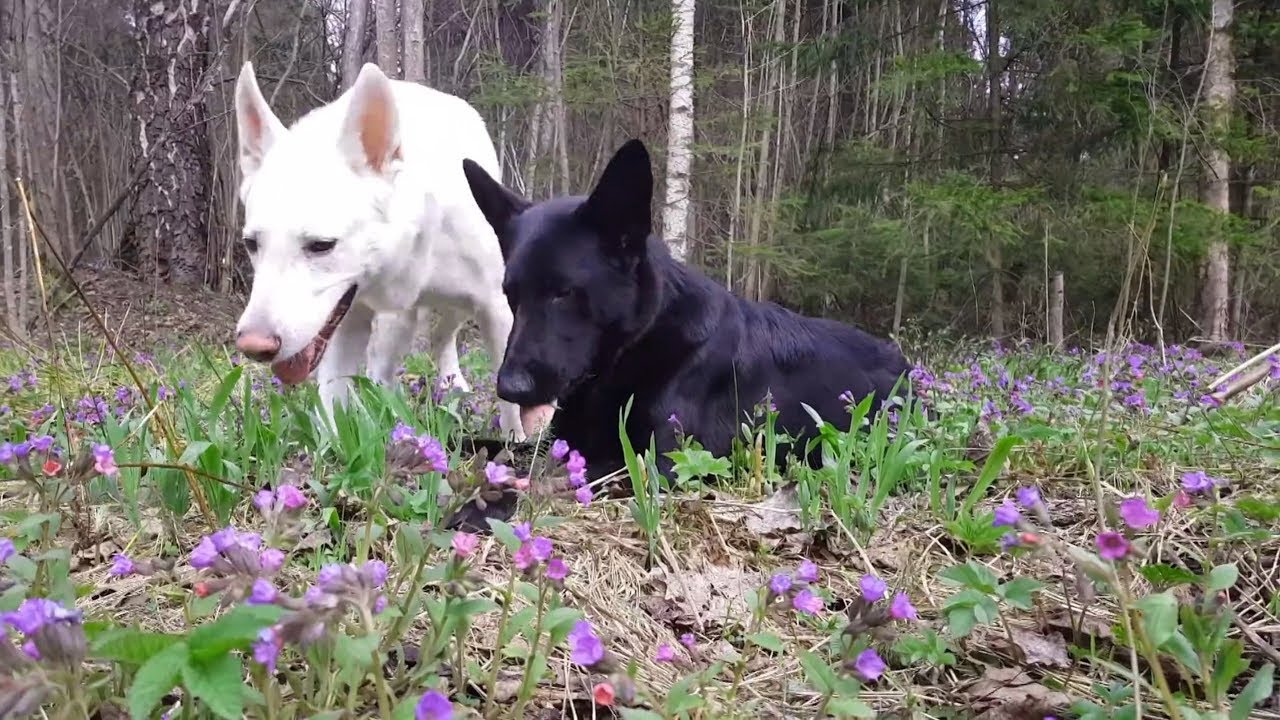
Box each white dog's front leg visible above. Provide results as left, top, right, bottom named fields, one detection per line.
left=477, top=297, right=525, bottom=443
left=366, top=309, right=419, bottom=387
left=317, top=304, right=375, bottom=429
left=427, top=306, right=470, bottom=393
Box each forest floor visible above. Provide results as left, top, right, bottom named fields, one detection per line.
left=0, top=273, right=1277, bottom=719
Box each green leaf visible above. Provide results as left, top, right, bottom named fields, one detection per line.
left=333, top=633, right=381, bottom=682
left=798, top=650, right=838, bottom=694
left=1136, top=591, right=1178, bottom=648
left=178, top=440, right=214, bottom=466
left=827, top=696, right=876, bottom=718
left=1138, top=564, right=1199, bottom=587
left=961, top=434, right=1020, bottom=514
left=946, top=607, right=978, bottom=638
left=998, top=577, right=1042, bottom=610
left=664, top=674, right=705, bottom=714
left=187, top=604, right=284, bottom=662
left=544, top=607, right=584, bottom=643
left=486, top=518, right=522, bottom=552
left=205, top=366, right=244, bottom=425
left=1206, top=563, right=1239, bottom=592
left=938, top=561, right=998, bottom=593
left=181, top=652, right=244, bottom=720
left=747, top=632, right=786, bottom=653
left=1160, top=631, right=1202, bottom=674
left=1229, top=663, right=1274, bottom=720
left=91, top=628, right=183, bottom=665
left=128, top=642, right=188, bottom=720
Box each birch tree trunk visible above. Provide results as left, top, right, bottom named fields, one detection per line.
left=129, top=0, right=214, bottom=286
left=342, top=0, right=371, bottom=90
left=16, top=0, right=66, bottom=258
left=661, top=0, right=695, bottom=262
left=402, top=0, right=426, bottom=83
left=1199, top=0, right=1233, bottom=344
left=375, top=0, right=399, bottom=77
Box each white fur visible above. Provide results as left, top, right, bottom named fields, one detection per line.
left=233, top=62, right=523, bottom=440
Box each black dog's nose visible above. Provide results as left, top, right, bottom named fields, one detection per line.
left=496, top=367, right=539, bottom=405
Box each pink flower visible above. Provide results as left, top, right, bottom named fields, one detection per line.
left=1096, top=531, right=1131, bottom=561
left=92, top=444, right=118, bottom=477
left=485, top=461, right=512, bottom=486
left=654, top=643, right=676, bottom=663
left=853, top=648, right=886, bottom=681
left=545, top=557, right=569, bottom=581
left=575, top=486, right=592, bottom=506
left=452, top=532, right=479, bottom=558
left=276, top=485, right=307, bottom=510
left=859, top=574, right=886, bottom=603
left=679, top=633, right=696, bottom=648
left=795, top=560, right=819, bottom=584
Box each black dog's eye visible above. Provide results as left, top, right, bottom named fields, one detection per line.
left=243, top=237, right=258, bottom=254
left=551, top=287, right=572, bottom=302
left=305, top=238, right=338, bottom=255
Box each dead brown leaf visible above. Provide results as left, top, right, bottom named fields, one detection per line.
left=965, top=666, right=1071, bottom=719
left=1009, top=627, right=1070, bottom=668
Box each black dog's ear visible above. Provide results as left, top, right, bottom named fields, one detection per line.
left=579, top=139, right=652, bottom=255
left=462, top=159, right=530, bottom=260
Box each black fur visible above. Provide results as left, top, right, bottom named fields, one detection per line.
left=463, top=140, right=911, bottom=477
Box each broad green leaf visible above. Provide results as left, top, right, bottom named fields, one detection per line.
left=187, top=604, right=284, bottom=662
left=947, top=607, right=978, bottom=638
left=998, top=577, right=1042, bottom=610
left=961, top=434, right=1021, bottom=514
left=747, top=632, right=786, bottom=653
left=1139, top=564, right=1198, bottom=587
left=1206, top=563, right=1239, bottom=592
left=181, top=652, right=244, bottom=720
left=938, top=561, right=998, bottom=593
left=1229, top=663, right=1274, bottom=720
left=544, top=607, right=584, bottom=643
left=798, top=650, right=838, bottom=694
left=619, top=710, right=665, bottom=720
left=128, top=642, right=188, bottom=720
left=827, top=696, right=876, bottom=718
left=1136, top=591, right=1178, bottom=648
left=91, top=628, right=183, bottom=665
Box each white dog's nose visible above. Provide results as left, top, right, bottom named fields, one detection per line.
left=236, top=330, right=282, bottom=362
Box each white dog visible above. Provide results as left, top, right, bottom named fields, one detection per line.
left=232, top=61, right=545, bottom=440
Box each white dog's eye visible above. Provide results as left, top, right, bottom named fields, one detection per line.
left=305, top=239, right=338, bottom=256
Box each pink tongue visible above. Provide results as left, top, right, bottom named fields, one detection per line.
left=520, top=404, right=556, bottom=438
left=271, top=345, right=315, bottom=386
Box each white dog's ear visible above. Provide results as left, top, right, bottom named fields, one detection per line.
left=235, top=62, right=286, bottom=180
left=340, top=63, right=401, bottom=176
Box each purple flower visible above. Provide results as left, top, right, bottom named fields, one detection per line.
left=792, top=589, right=824, bottom=615
left=679, top=633, right=696, bottom=648
left=993, top=500, right=1021, bottom=527
left=317, top=564, right=345, bottom=592
left=1000, top=533, right=1021, bottom=552
left=859, top=574, right=887, bottom=603
left=93, top=444, right=119, bottom=476
left=1015, top=487, right=1041, bottom=509
left=512, top=543, right=536, bottom=571
left=769, top=573, right=792, bottom=595
left=390, top=421, right=417, bottom=444
left=1096, top=532, right=1131, bottom=561
left=362, top=560, right=388, bottom=589
left=566, top=450, right=587, bottom=486
left=372, top=595, right=388, bottom=614
left=30, top=435, right=53, bottom=453
left=853, top=648, right=886, bottom=681
left=2, top=598, right=79, bottom=635
left=190, top=537, right=218, bottom=569
left=417, top=435, right=449, bottom=473
left=568, top=621, right=605, bottom=667
left=654, top=643, right=676, bottom=663
left=253, top=490, right=275, bottom=510
left=545, top=557, right=569, bottom=581
left=259, top=548, right=285, bottom=573
left=0, top=538, right=15, bottom=563
left=550, top=439, right=570, bottom=460
left=248, top=579, right=277, bottom=605
left=794, top=560, right=819, bottom=584
left=1119, top=498, right=1159, bottom=529
left=415, top=690, right=453, bottom=720
left=485, top=461, right=512, bottom=486
left=575, top=485, right=592, bottom=506
left=0, top=443, right=14, bottom=464
left=110, top=554, right=135, bottom=577
left=276, top=485, right=306, bottom=510
left=529, top=537, right=554, bottom=563
left=1180, top=471, right=1218, bottom=494
left=252, top=626, right=281, bottom=673
left=21, top=640, right=40, bottom=660
left=512, top=522, right=533, bottom=543
left=890, top=592, right=917, bottom=621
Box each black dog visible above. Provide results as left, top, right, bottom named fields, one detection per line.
left=463, top=140, right=910, bottom=477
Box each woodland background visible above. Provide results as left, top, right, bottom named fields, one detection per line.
left=1, top=0, right=1277, bottom=348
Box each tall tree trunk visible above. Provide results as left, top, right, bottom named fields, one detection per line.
left=545, top=0, right=569, bottom=193
left=342, top=0, right=371, bottom=90
left=1198, top=0, right=1233, bottom=344
left=0, top=71, right=18, bottom=333
left=402, top=0, right=426, bottom=83
left=16, top=0, right=66, bottom=258
left=985, top=0, right=1006, bottom=338
left=375, top=0, right=399, bottom=77
left=129, top=0, right=214, bottom=286
left=662, top=0, right=696, bottom=262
